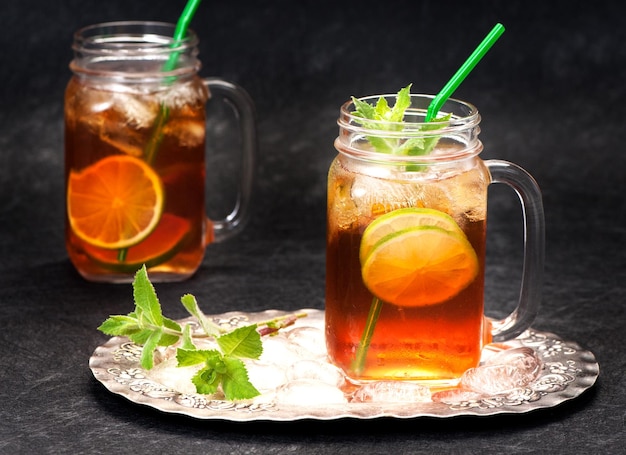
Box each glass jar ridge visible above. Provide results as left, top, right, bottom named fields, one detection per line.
left=336, top=94, right=483, bottom=164
left=70, top=21, right=201, bottom=80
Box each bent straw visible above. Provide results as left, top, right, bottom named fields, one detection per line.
left=164, top=0, right=203, bottom=72
left=120, top=0, right=202, bottom=262
left=425, top=23, right=505, bottom=122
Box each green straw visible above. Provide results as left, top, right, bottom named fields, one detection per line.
left=351, top=23, right=506, bottom=377
left=164, top=0, right=203, bottom=72
left=119, top=0, right=202, bottom=263
left=143, top=0, right=203, bottom=166
left=425, top=23, right=505, bottom=122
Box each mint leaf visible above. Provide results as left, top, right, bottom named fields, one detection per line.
left=217, top=325, right=262, bottom=359
left=374, top=96, right=391, bottom=119
left=133, top=265, right=163, bottom=327
left=421, top=112, right=452, bottom=155
left=186, top=350, right=259, bottom=400
left=176, top=348, right=218, bottom=367
left=98, top=315, right=140, bottom=337
left=350, top=84, right=450, bottom=159
left=192, top=364, right=221, bottom=395
left=140, top=328, right=163, bottom=370
left=128, top=328, right=154, bottom=345
left=352, top=96, right=377, bottom=120
left=220, top=357, right=260, bottom=400
left=389, top=83, right=412, bottom=122
left=367, top=136, right=395, bottom=154
left=396, top=137, right=425, bottom=156
left=180, top=294, right=221, bottom=337
left=159, top=317, right=182, bottom=347
left=181, top=323, right=196, bottom=350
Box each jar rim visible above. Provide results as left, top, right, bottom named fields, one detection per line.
left=70, top=21, right=200, bottom=80
left=336, top=93, right=483, bottom=163
left=338, top=93, right=480, bottom=136
left=72, top=21, right=198, bottom=55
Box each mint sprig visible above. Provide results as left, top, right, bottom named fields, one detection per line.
left=351, top=83, right=451, bottom=157
left=98, top=265, right=306, bottom=401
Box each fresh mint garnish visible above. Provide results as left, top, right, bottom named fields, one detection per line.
left=98, top=265, right=306, bottom=401
left=351, top=83, right=451, bottom=157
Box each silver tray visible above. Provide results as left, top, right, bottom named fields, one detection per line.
left=89, top=309, right=599, bottom=421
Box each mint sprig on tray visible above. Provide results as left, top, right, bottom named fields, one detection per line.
left=98, top=265, right=306, bottom=401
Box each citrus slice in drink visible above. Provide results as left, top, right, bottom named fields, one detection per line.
left=360, top=207, right=463, bottom=264
left=81, top=214, right=191, bottom=272
left=67, top=155, right=164, bottom=250
left=361, top=225, right=479, bottom=307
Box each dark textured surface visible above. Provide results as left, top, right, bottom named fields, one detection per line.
left=1, top=0, right=624, bottom=453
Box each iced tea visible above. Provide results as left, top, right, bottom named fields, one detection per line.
left=65, top=22, right=256, bottom=282
left=326, top=92, right=544, bottom=386
left=65, top=74, right=208, bottom=282
left=326, top=156, right=490, bottom=383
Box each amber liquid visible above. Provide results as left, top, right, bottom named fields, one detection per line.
left=64, top=76, right=209, bottom=282
left=325, top=157, right=489, bottom=383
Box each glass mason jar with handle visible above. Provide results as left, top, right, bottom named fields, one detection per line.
left=65, top=22, right=256, bottom=282
left=326, top=93, right=544, bottom=385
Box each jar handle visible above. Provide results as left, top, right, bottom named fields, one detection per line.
left=203, top=78, right=257, bottom=244
left=485, top=160, right=545, bottom=341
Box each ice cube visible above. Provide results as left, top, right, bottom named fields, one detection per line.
left=148, top=358, right=200, bottom=395
left=351, top=173, right=420, bottom=215
left=431, top=388, right=484, bottom=404
left=99, top=126, right=145, bottom=157
left=112, top=92, right=158, bottom=129
left=258, top=336, right=304, bottom=367
left=484, top=346, right=542, bottom=381
left=275, top=379, right=347, bottom=405
left=244, top=360, right=288, bottom=393
left=461, top=364, right=532, bottom=395
left=285, top=360, right=345, bottom=388
left=442, top=167, right=488, bottom=222
left=286, top=326, right=327, bottom=358
left=163, top=119, right=205, bottom=148
left=351, top=381, right=431, bottom=403
left=159, top=82, right=208, bottom=110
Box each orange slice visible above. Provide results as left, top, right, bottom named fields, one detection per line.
left=67, top=155, right=164, bottom=249
left=361, top=226, right=479, bottom=307
left=360, top=207, right=463, bottom=264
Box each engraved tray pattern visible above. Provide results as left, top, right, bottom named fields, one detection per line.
left=89, top=309, right=599, bottom=421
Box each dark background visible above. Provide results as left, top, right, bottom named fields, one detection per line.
left=1, top=0, right=624, bottom=453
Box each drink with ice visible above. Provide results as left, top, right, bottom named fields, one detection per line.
left=326, top=91, right=544, bottom=385
left=65, top=22, right=255, bottom=282
left=327, top=161, right=489, bottom=381
left=65, top=75, right=207, bottom=280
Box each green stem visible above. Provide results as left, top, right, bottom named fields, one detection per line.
left=144, top=105, right=171, bottom=166
left=117, top=248, right=128, bottom=262
left=254, top=312, right=309, bottom=328
left=352, top=297, right=384, bottom=375
left=115, top=91, right=171, bottom=262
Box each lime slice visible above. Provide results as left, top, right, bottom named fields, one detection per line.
left=360, top=207, right=463, bottom=264
left=361, top=225, right=478, bottom=307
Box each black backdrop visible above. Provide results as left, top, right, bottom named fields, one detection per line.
left=1, top=1, right=624, bottom=453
